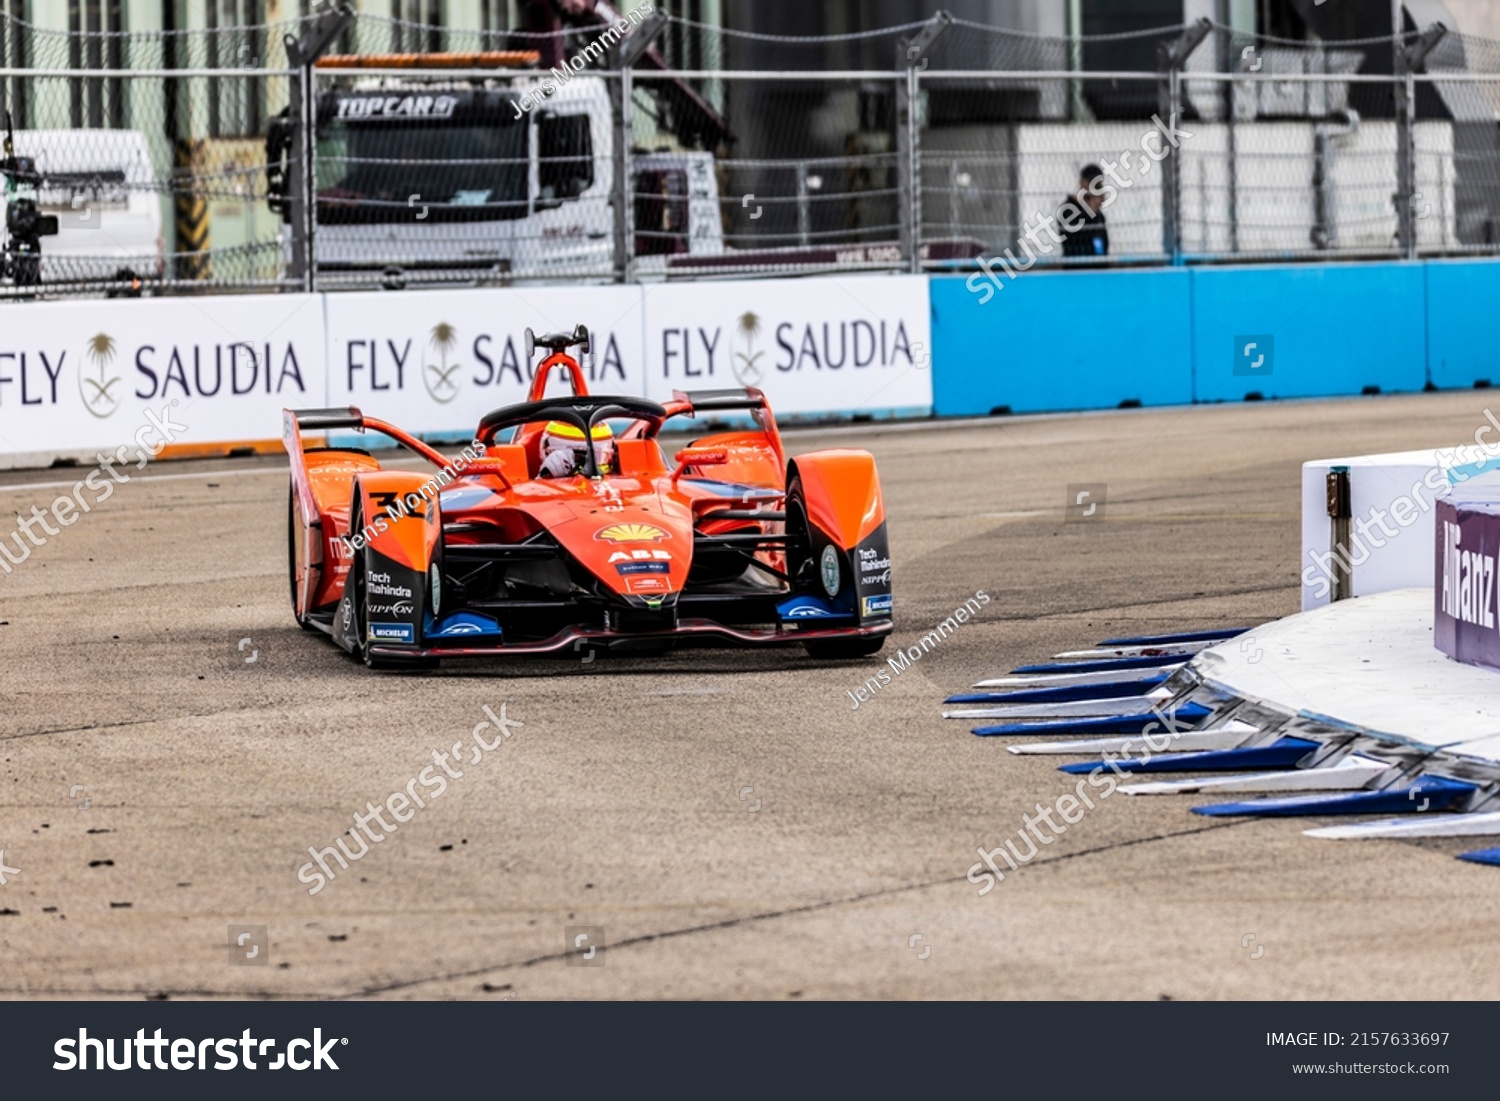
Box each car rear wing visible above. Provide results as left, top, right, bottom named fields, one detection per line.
left=283, top=405, right=483, bottom=536
left=284, top=404, right=458, bottom=486
left=666, top=387, right=784, bottom=473
left=286, top=406, right=365, bottom=432
left=671, top=387, right=770, bottom=413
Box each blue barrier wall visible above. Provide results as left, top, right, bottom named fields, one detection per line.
left=1426, top=259, right=1500, bottom=390
left=1192, top=262, right=1428, bottom=402
left=930, top=259, right=1488, bottom=416
left=930, top=267, right=1193, bottom=415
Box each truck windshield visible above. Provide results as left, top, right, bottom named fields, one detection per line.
left=316, top=113, right=528, bottom=224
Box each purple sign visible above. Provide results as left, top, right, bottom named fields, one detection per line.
left=1434, top=474, right=1500, bottom=672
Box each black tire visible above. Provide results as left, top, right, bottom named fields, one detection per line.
left=784, top=475, right=818, bottom=592
left=346, top=500, right=373, bottom=665
left=288, top=484, right=317, bottom=631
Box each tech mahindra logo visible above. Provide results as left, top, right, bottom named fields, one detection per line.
left=1441, top=520, right=1497, bottom=630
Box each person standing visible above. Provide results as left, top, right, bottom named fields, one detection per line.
left=1059, top=163, right=1109, bottom=259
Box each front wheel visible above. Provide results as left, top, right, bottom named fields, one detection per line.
left=783, top=475, right=819, bottom=592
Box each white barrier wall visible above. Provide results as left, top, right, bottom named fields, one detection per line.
left=1301, top=450, right=1462, bottom=610
left=0, top=275, right=933, bottom=467
left=640, top=275, right=933, bottom=417
left=0, top=294, right=324, bottom=468
left=324, top=285, right=649, bottom=437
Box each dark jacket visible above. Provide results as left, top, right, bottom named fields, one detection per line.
left=1058, top=195, right=1108, bottom=258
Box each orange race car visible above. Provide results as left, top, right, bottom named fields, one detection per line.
left=283, top=325, right=894, bottom=669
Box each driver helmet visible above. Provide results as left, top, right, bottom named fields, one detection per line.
left=541, top=420, right=615, bottom=476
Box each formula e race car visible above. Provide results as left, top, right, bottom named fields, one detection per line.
left=283, top=325, right=893, bottom=669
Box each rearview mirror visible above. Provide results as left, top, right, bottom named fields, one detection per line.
left=577, top=325, right=595, bottom=371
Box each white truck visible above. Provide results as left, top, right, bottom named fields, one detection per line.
left=268, top=56, right=980, bottom=287
left=279, top=69, right=724, bottom=288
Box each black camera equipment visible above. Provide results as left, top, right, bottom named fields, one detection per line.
left=1, top=109, right=59, bottom=287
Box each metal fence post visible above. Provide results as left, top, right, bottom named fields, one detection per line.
left=948, top=158, right=960, bottom=232
left=283, top=55, right=313, bottom=293
left=1394, top=23, right=1448, bottom=261
left=795, top=162, right=810, bottom=248
left=1067, top=0, right=1087, bottom=122
left=907, top=65, right=921, bottom=274
left=1157, top=19, right=1211, bottom=266
left=612, top=12, right=668, bottom=285
left=894, top=69, right=914, bottom=273
left=610, top=66, right=633, bottom=283
left=897, top=13, right=950, bottom=275
left=284, top=3, right=354, bottom=295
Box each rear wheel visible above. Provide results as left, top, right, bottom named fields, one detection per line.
left=287, top=485, right=317, bottom=631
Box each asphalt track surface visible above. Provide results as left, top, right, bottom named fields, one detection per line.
left=3, top=391, right=1499, bottom=1001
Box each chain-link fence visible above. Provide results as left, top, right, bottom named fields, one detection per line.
left=0, top=11, right=306, bottom=296
left=2, top=9, right=1500, bottom=298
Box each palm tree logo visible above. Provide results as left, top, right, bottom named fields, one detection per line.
left=424, top=322, right=461, bottom=403
left=732, top=310, right=764, bottom=385
left=79, top=332, right=122, bottom=418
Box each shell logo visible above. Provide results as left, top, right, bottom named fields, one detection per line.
left=596, top=523, right=670, bottom=543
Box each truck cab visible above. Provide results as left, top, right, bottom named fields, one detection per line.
left=276, top=56, right=724, bottom=289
